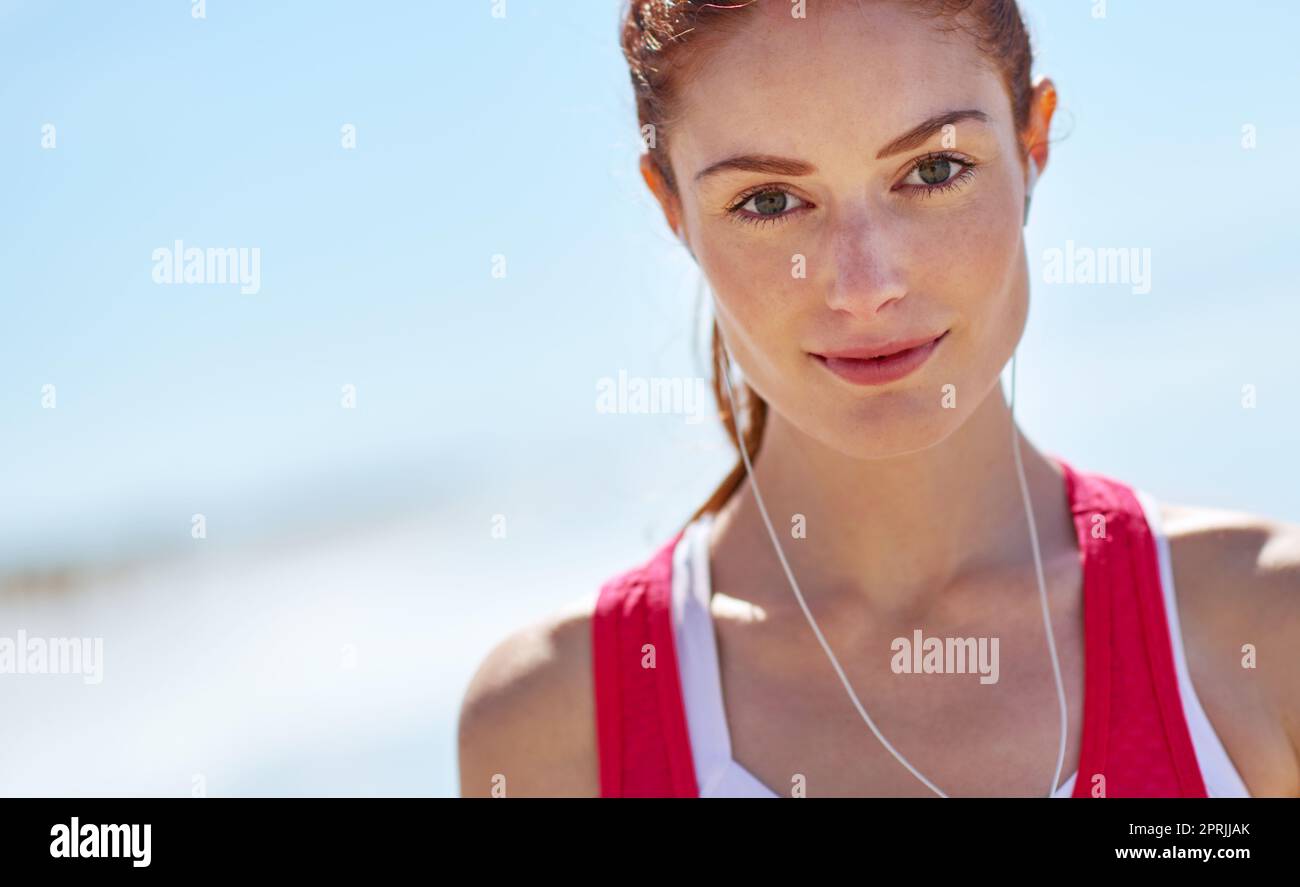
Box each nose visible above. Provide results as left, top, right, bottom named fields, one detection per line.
left=823, top=216, right=909, bottom=319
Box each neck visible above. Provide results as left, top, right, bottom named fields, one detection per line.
left=709, top=380, right=1077, bottom=611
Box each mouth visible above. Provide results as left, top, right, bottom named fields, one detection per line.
left=810, top=329, right=949, bottom=386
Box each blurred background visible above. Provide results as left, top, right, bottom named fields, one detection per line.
left=0, top=0, right=1296, bottom=796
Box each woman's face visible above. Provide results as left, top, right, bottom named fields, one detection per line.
left=658, top=1, right=1045, bottom=459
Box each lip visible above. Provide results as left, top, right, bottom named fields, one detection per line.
left=811, top=329, right=948, bottom=386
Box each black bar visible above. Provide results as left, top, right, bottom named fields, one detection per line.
left=0, top=798, right=1286, bottom=874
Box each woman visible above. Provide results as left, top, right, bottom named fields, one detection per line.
left=458, top=0, right=1300, bottom=797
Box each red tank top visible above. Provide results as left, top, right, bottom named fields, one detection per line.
left=591, top=456, right=1209, bottom=797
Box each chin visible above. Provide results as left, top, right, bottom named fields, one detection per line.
left=800, top=391, right=967, bottom=461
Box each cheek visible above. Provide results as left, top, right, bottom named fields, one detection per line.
left=921, top=183, right=1029, bottom=394
left=907, top=178, right=1024, bottom=308
left=700, top=245, right=808, bottom=416
left=697, top=232, right=800, bottom=346
left=954, top=190, right=1029, bottom=349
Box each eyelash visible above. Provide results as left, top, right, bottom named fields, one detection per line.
left=723, top=151, right=979, bottom=228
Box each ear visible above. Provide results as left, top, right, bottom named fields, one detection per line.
left=639, top=153, right=685, bottom=239
left=1022, top=76, right=1057, bottom=179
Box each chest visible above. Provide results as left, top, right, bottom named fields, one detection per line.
left=709, top=556, right=1086, bottom=797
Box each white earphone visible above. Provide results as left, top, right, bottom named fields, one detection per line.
left=1023, top=155, right=1039, bottom=224
left=712, top=312, right=1067, bottom=797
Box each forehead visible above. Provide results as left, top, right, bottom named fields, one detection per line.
left=670, top=1, right=1010, bottom=172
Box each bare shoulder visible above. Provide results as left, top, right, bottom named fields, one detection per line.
left=1157, top=500, right=1300, bottom=796
left=457, top=591, right=601, bottom=797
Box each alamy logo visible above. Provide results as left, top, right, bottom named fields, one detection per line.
left=50, top=818, right=150, bottom=867
left=151, top=239, right=261, bottom=294
left=595, top=371, right=710, bottom=424
left=0, top=629, right=103, bottom=684
left=1041, top=240, right=1152, bottom=295
left=890, top=629, right=1000, bottom=684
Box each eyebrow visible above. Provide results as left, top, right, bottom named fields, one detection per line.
left=692, top=109, right=991, bottom=184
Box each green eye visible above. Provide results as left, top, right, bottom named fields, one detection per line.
left=727, top=187, right=810, bottom=227
left=751, top=190, right=789, bottom=215
left=899, top=152, right=979, bottom=195
left=916, top=157, right=953, bottom=185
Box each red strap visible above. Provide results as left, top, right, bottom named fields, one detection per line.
left=1056, top=456, right=1208, bottom=797
left=592, top=529, right=700, bottom=797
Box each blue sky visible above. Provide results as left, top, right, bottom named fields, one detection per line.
left=0, top=0, right=1295, bottom=563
